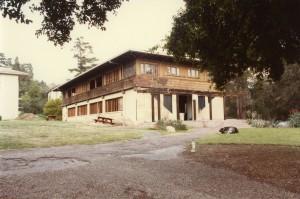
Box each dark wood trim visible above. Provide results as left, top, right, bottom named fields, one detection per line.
left=176, top=94, right=179, bottom=120
left=137, top=87, right=222, bottom=96
left=151, top=94, right=155, bottom=122
left=209, top=96, right=213, bottom=120
left=193, top=100, right=196, bottom=120
left=157, top=94, right=161, bottom=121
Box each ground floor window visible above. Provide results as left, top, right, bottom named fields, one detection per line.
left=198, top=96, right=206, bottom=110
left=89, top=101, right=103, bottom=114
left=77, top=105, right=87, bottom=116
left=105, top=97, right=123, bottom=112
left=164, top=95, right=172, bottom=112
left=68, top=107, right=76, bottom=117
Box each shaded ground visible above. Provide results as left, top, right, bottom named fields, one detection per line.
left=185, top=144, right=300, bottom=194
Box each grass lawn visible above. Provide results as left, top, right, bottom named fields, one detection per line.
left=0, top=120, right=144, bottom=150
left=198, top=128, right=300, bottom=146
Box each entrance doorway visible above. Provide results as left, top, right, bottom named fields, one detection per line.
left=177, top=95, right=193, bottom=120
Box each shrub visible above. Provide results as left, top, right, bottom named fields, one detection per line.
left=155, top=119, right=187, bottom=131
left=0, top=115, right=2, bottom=121
left=43, top=99, right=62, bottom=120
left=289, top=112, right=300, bottom=128
left=249, top=119, right=271, bottom=128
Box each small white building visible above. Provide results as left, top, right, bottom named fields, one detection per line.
left=0, top=67, right=27, bottom=120
left=47, top=85, right=62, bottom=101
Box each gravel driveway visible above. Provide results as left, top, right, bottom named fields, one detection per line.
left=0, top=128, right=299, bottom=199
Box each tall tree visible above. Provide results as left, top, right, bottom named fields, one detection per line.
left=69, top=37, right=98, bottom=76
left=0, top=0, right=127, bottom=45
left=0, top=53, right=12, bottom=67
left=166, top=0, right=300, bottom=88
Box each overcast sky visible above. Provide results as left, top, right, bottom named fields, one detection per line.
left=0, top=0, right=184, bottom=85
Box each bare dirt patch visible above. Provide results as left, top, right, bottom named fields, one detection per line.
left=185, top=144, right=300, bottom=194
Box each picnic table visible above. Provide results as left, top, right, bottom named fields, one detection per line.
left=94, top=116, right=114, bottom=125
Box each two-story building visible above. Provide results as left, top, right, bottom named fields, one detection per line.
left=55, top=50, right=225, bottom=124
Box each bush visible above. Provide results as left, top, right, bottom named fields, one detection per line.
left=43, top=99, right=62, bottom=120
left=0, top=115, right=2, bottom=121
left=155, top=119, right=187, bottom=131
left=289, top=112, right=300, bottom=128
left=249, top=119, right=271, bottom=128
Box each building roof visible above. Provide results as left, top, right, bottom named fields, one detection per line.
left=55, top=50, right=195, bottom=91
left=0, top=67, right=28, bottom=76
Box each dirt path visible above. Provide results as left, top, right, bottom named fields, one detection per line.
left=0, top=128, right=299, bottom=199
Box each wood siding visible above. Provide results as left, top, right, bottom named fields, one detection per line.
left=62, top=58, right=218, bottom=106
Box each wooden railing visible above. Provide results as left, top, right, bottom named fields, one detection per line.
left=63, top=77, right=135, bottom=106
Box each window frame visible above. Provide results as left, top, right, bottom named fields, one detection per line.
left=167, top=66, right=179, bottom=76
left=188, top=68, right=199, bottom=78
left=105, top=97, right=123, bottom=112
left=163, top=94, right=173, bottom=113
left=140, top=63, right=156, bottom=75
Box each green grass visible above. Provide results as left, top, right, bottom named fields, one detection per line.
left=198, top=128, right=300, bottom=146
left=0, top=120, right=144, bottom=150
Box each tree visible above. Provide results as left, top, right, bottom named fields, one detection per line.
left=69, top=37, right=98, bottom=76
left=11, top=57, right=34, bottom=96
left=20, top=80, right=49, bottom=114
left=250, top=64, right=300, bottom=120
left=0, top=0, right=127, bottom=45
left=0, top=53, right=12, bottom=67
left=43, top=99, right=62, bottom=120
left=166, top=0, right=300, bottom=88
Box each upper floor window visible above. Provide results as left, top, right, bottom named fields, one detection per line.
left=167, top=66, right=179, bottom=76
left=96, top=76, right=102, bottom=87
left=123, top=63, right=135, bottom=78
left=188, top=68, right=199, bottom=78
left=140, top=63, right=156, bottom=75
left=105, top=69, right=120, bottom=85
left=67, top=87, right=76, bottom=97
left=90, top=76, right=102, bottom=90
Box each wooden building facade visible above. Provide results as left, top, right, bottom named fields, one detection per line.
left=56, top=51, right=225, bottom=124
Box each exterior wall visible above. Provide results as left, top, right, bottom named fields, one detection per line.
left=211, top=96, right=225, bottom=120
left=136, top=92, right=152, bottom=122
left=63, top=89, right=138, bottom=124
left=135, top=58, right=216, bottom=92
left=197, top=96, right=210, bottom=120
left=0, top=74, right=19, bottom=120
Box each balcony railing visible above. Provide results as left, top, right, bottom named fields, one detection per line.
left=63, top=77, right=135, bottom=106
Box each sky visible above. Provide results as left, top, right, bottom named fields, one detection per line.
left=0, top=0, right=185, bottom=85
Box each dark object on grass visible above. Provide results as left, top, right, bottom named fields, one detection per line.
left=219, top=127, right=239, bottom=134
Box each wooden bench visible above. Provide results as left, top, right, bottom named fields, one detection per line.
left=94, top=116, right=114, bottom=125
left=47, top=115, right=56, bottom=121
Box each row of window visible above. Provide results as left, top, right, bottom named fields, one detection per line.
left=67, top=97, right=123, bottom=117
left=140, top=64, right=201, bottom=78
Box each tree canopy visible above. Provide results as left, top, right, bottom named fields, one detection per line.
left=166, top=0, right=300, bottom=88
left=0, top=0, right=127, bottom=45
